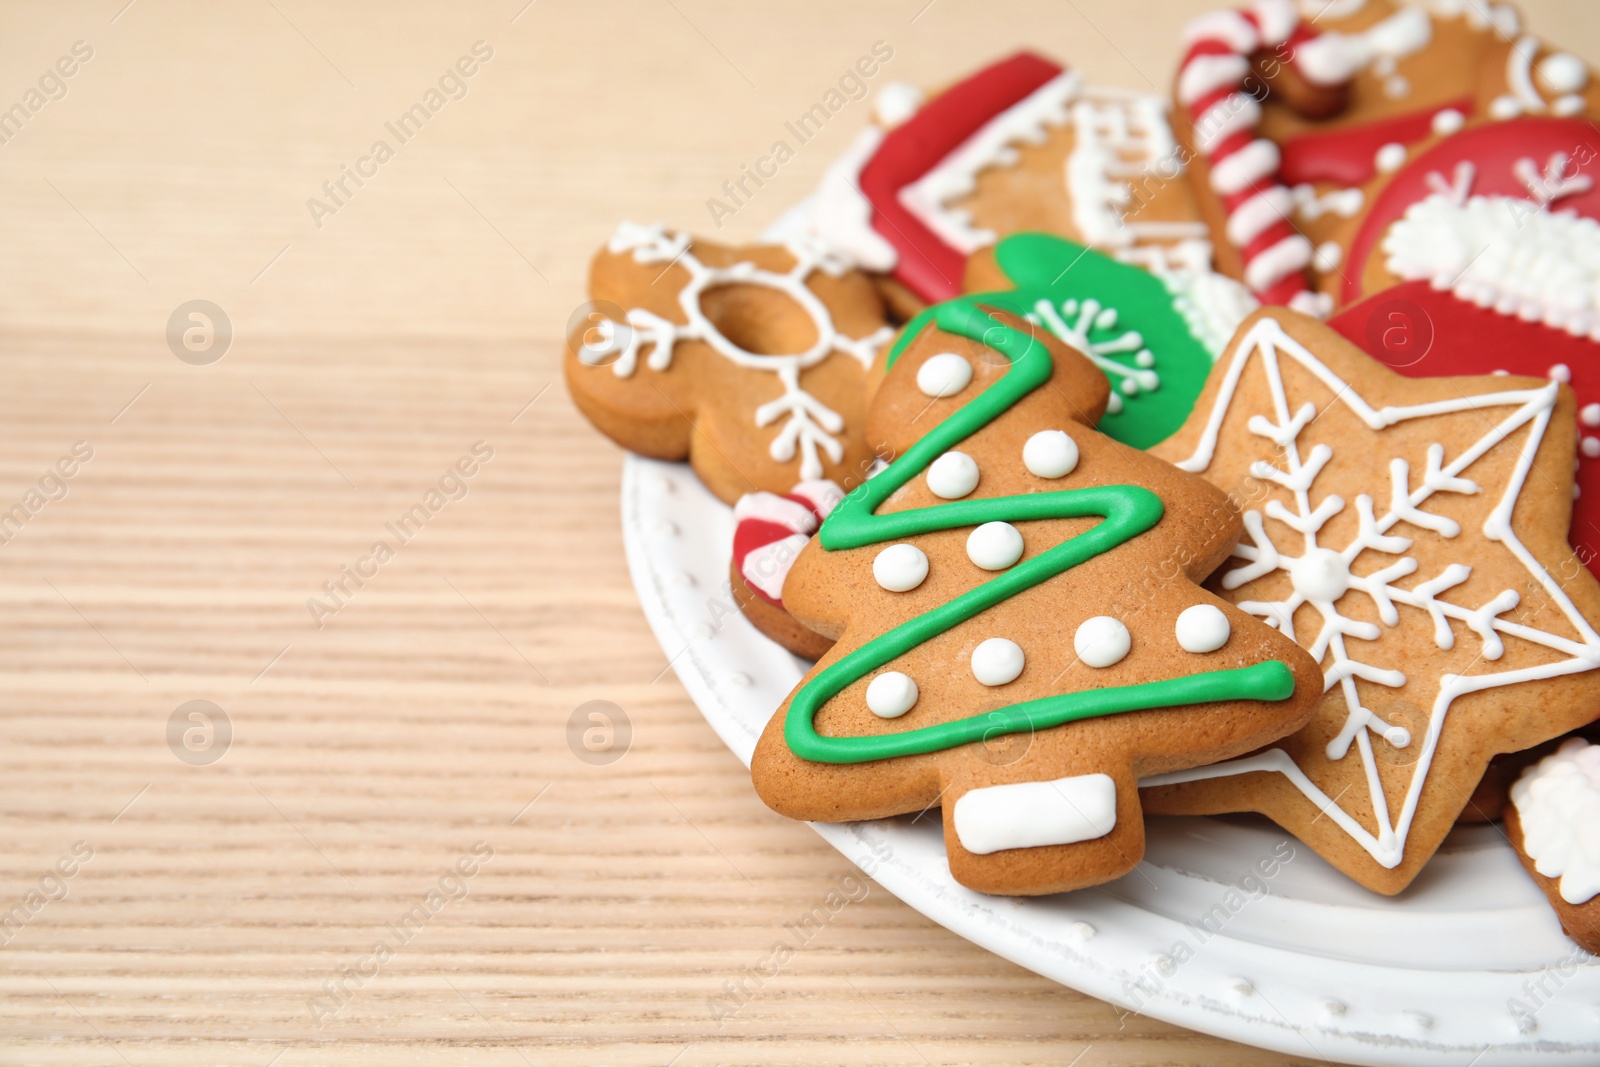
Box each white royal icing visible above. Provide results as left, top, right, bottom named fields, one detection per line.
left=1383, top=161, right=1600, bottom=342
left=583, top=224, right=893, bottom=481
left=917, top=352, right=974, bottom=398
left=741, top=533, right=812, bottom=601
left=732, top=491, right=818, bottom=535
left=1490, top=36, right=1589, bottom=119
left=873, top=81, right=925, bottom=127
left=927, top=451, right=981, bottom=499
left=1160, top=268, right=1260, bottom=357
left=953, top=773, right=1118, bottom=855
left=1176, top=604, right=1232, bottom=653
left=1025, top=296, right=1158, bottom=417
left=866, top=671, right=920, bottom=719
left=1146, top=315, right=1600, bottom=869
left=1074, top=616, right=1131, bottom=668
left=811, top=127, right=900, bottom=273
left=1511, top=737, right=1600, bottom=905
left=971, top=637, right=1026, bottom=686
left=1023, top=430, right=1080, bottom=479
left=873, top=543, right=929, bottom=592
left=967, top=521, right=1024, bottom=571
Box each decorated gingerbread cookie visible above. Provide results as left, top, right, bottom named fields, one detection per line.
left=947, top=232, right=1255, bottom=447
left=566, top=223, right=893, bottom=504
left=1329, top=279, right=1600, bottom=580
left=1506, top=737, right=1600, bottom=954
left=811, top=53, right=1215, bottom=314
left=750, top=302, right=1323, bottom=896
left=1142, top=308, right=1600, bottom=894
left=1173, top=0, right=1597, bottom=312
left=730, top=479, right=844, bottom=659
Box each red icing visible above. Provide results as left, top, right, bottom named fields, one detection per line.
left=1279, top=97, right=1474, bottom=187
left=1344, top=116, right=1600, bottom=304
left=732, top=494, right=827, bottom=607
left=1330, top=280, right=1600, bottom=578
left=860, top=52, right=1064, bottom=303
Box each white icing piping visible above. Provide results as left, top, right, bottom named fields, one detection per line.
left=811, top=126, right=899, bottom=272
left=1510, top=737, right=1600, bottom=905
left=581, top=223, right=893, bottom=481
left=952, top=774, right=1118, bottom=855
left=1151, top=316, right=1600, bottom=869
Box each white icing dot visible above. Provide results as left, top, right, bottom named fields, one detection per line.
left=1375, top=142, right=1407, bottom=173
left=1538, top=52, right=1589, bottom=95
left=866, top=671, right=918, bottom=718
left=1312, top=241, right=1343, bottom=272
left=1583, top=437, right=1600, bottom=459
left=1582, top=403, right=1600, bottom=427
left=1290, top=547, right=1352, bottom=603
left=1023, top=430, right=1080, bottom=479
left=1489, top=95, right=1522, bottom=120
left=916, top=352, right=973, bottom=398
left=967, top=521, right=1024, bottom=570
left=1175, top=604, right=1231, bottom=654
left=927, top=451, right=980, bottom=499
left=971, top=638, right=1025, bottom=686
left=1431, top=107, right=1465, bottom=135
left=1550, top=363, right=1573, bottom=383
left=873, top=543, right=929, bottom=591
left=1074, top=616, right=1130, bottom=668
left=873, top=81, right=925, bottom=126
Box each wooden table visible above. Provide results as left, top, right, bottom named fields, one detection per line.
left=3, top=1, right=1592, bottom=1063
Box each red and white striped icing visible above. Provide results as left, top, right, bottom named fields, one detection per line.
left=732, top=480, right=844, bottom=605
left=1179, top=0, right=1358, bottom=313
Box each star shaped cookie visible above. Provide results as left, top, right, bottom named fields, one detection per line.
left=1142, top=309, right=1600, bottom=893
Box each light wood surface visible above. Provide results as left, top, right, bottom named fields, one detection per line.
left=3, top=2, right=1595, bottom=1064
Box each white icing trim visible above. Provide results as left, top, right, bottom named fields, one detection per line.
left=1153, top=315, right=1600, bottom=869
left=1242, top=233, right=1313, bottom=292
left=1511, top=737, right=1600, bottom=905
left=1177, top=53, right=1251, bottom=107
left=953, top=774, right=1118, bottom=855
left=740, top=532, right=811, bottom=601
left=1210, top=139, right=1280, bottom=197
left=1159, top=269, right=1260, bottom=356
left=584, top=223, right=893, bottom=481
left=1226, top=186, right=1294, bottom=246
left=810, top=126, right=899, bottom=272
left=732, top=491, right=818, bottom=534
left=897, top=72, right=1082, bottom=256
left=1383, top=192, right=1600, bottom=342
left=1025, top=296, right=1158, bottom=416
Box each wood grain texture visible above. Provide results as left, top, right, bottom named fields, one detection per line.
left=0, top=1, right=1594, bottom=1063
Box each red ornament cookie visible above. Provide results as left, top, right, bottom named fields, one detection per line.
left=567, top=223, right=893, bottom=504
left=751, top=303, right=1323, bottom=896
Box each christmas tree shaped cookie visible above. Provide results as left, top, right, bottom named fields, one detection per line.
left=894, top=233, right=1255, bottom=449
left=1142, top=309, right=1600, bottom=894
left=750, top=302, right=1323, bottom=896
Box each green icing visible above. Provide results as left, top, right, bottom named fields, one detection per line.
left=786, top=302, right=1295, bottom=766
left=885, top=233, right=1216, bottom=449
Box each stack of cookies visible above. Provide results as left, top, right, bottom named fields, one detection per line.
left=566, top=0, right=1600, bottom=954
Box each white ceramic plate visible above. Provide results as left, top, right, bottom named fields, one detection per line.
left=621, top=453, right=1600, bottom=1066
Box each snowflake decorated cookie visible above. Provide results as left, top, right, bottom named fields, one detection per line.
left=810, top=52, right=1216, bottom=315
left=566, top=223, right=893, bottom=505
left=1142, top=308, right=1600, bottom=894
left=750, top=302, right=1323, bottom=896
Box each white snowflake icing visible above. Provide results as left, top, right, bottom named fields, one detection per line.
left=578, top=223, right=893, bottom=480
left=1027, top=297, right=1157, bottom=415
left=1144, top=316, right=1600, bottom=868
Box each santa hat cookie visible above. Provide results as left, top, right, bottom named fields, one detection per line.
left=566, top=223, right=893, bottom=505
left=811, top=53, right=1215, bottom=313
left=751, top=302, right=1323, bottom=896
left=730, top=479, right=844, bottom=659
